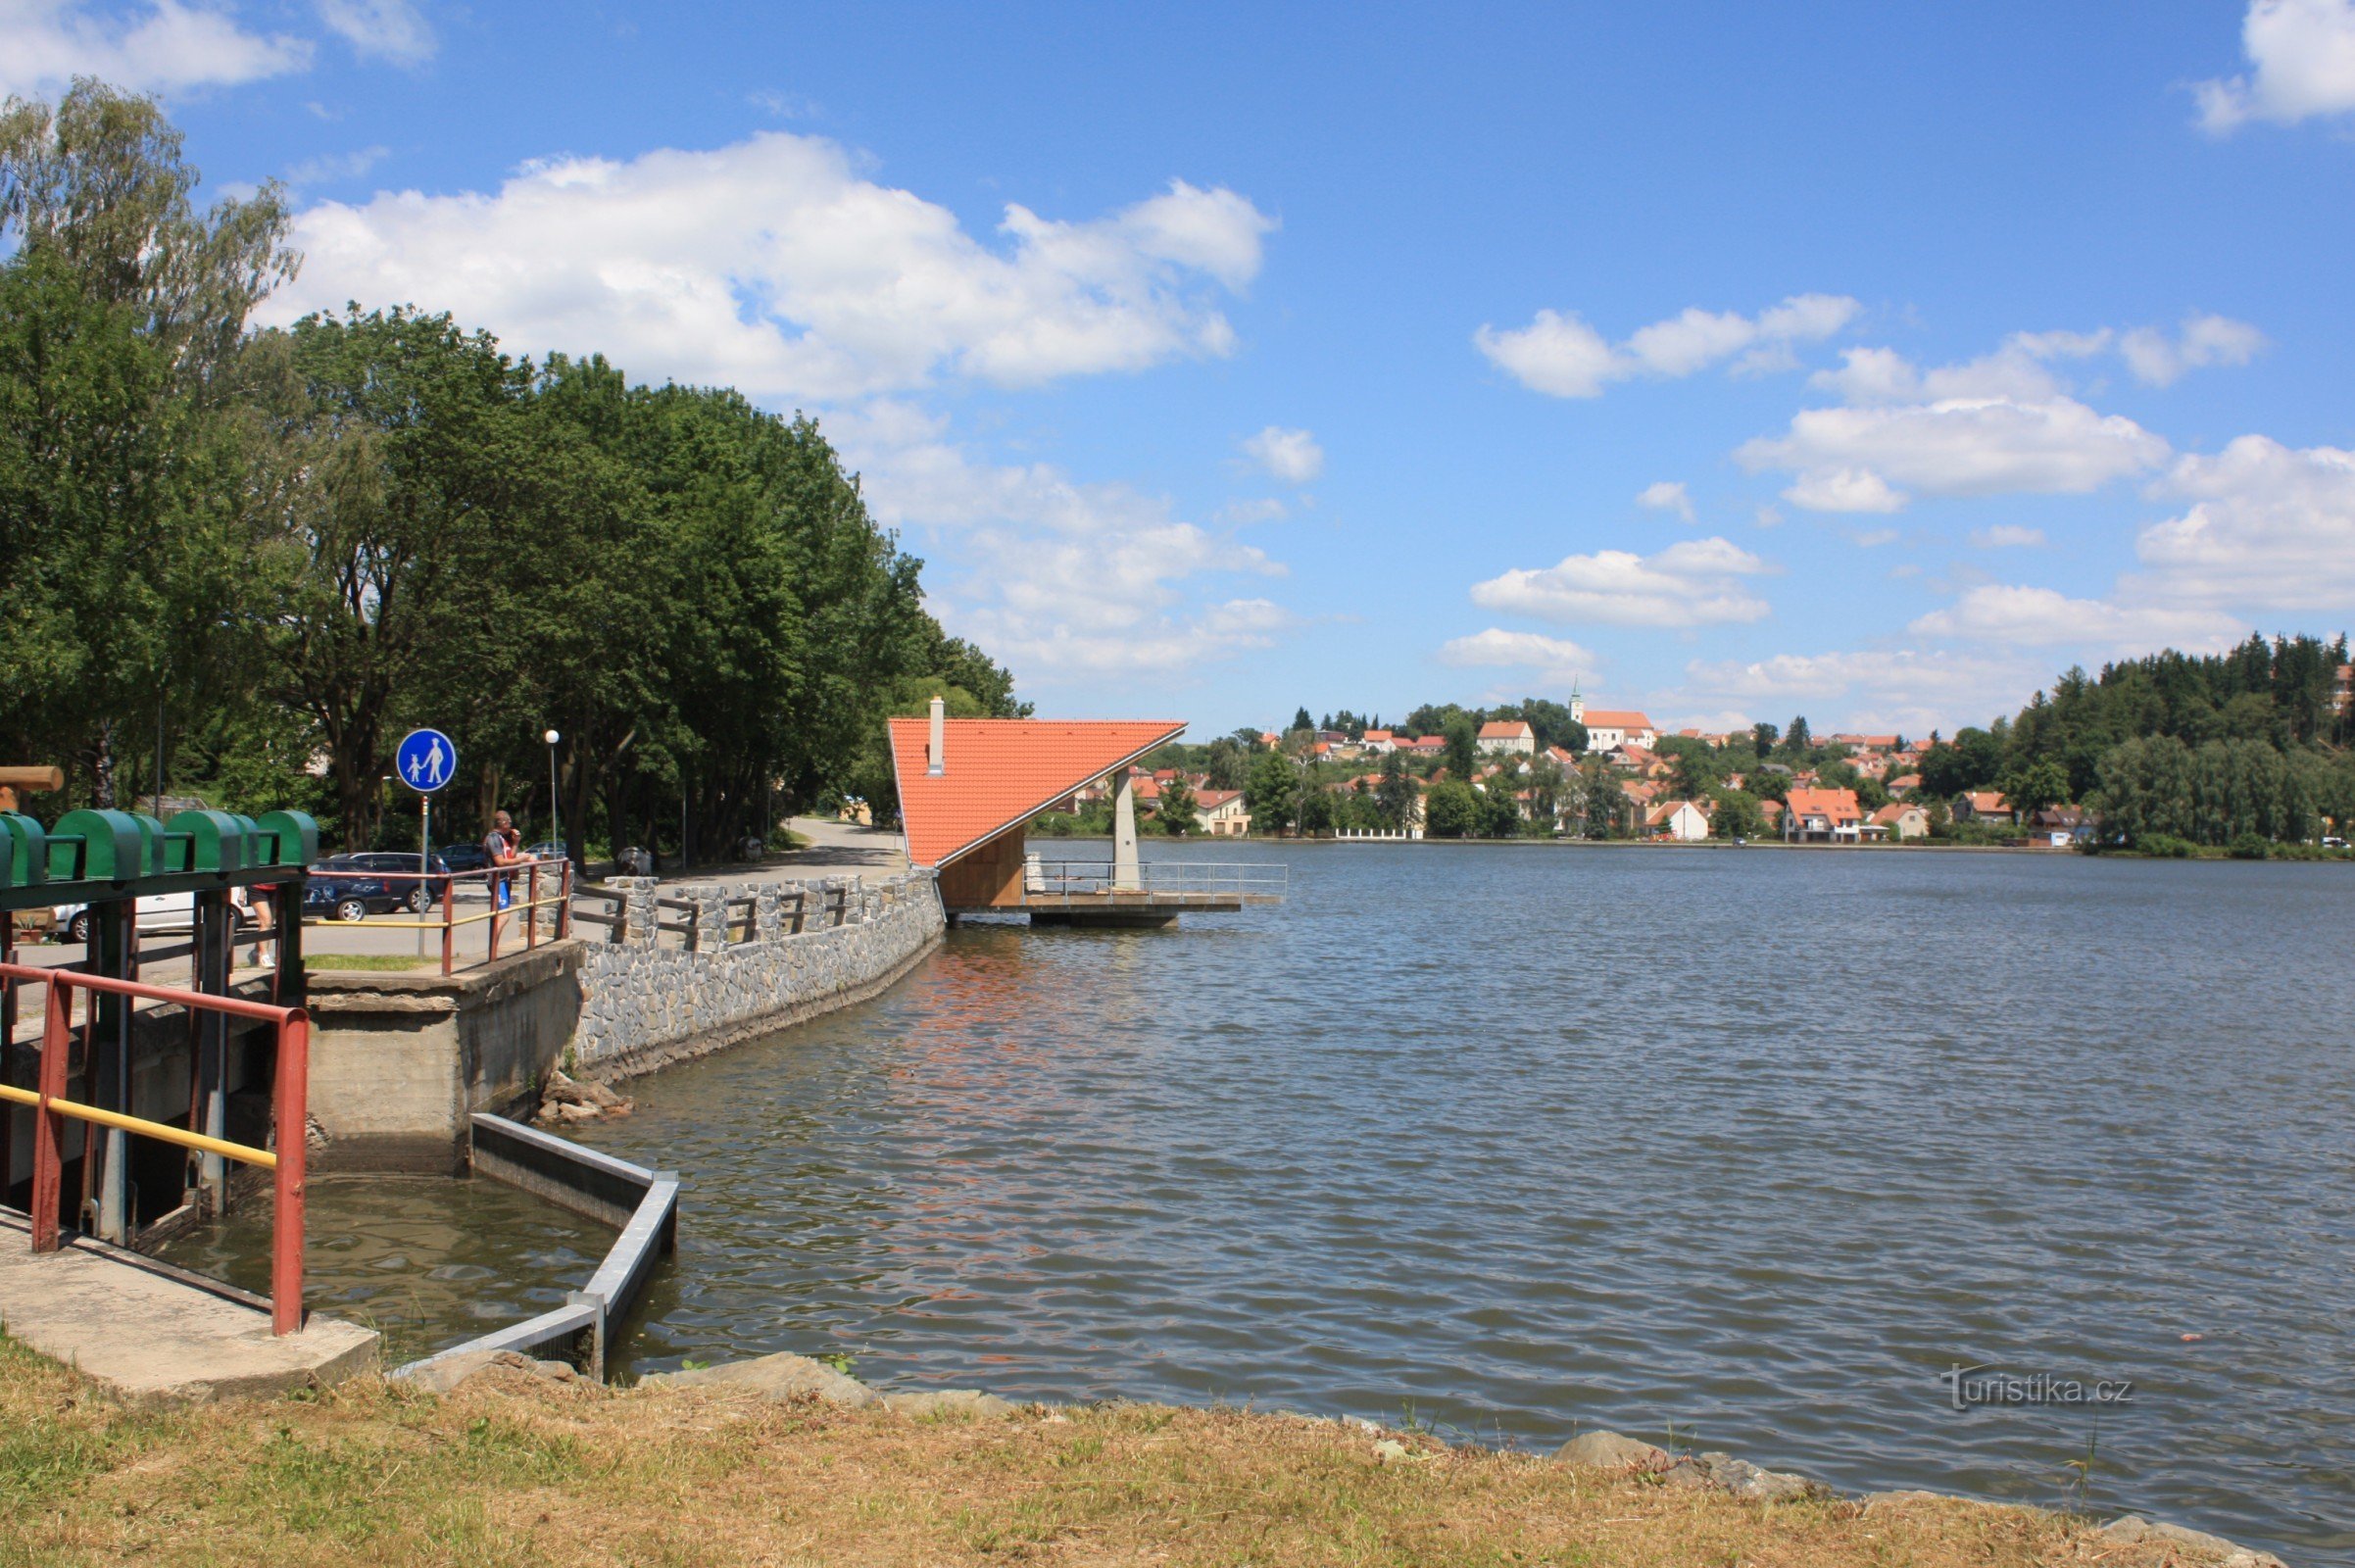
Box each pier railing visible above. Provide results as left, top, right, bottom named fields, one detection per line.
left=1023, top=859, right=1289, bottom=903
left=0, top=960, right=310, bottom=1334
left=315, top=857, right=571, bottom=974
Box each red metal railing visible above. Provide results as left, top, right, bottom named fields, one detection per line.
left=0, top=961, right=310, bottom=1335
left=312, top=857, right=572, bottom=975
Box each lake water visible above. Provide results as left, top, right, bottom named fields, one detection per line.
left=216, top=843, right=2355, bottom=1560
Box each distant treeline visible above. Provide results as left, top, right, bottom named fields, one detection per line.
left=0, top=81, right=1022, bottom=860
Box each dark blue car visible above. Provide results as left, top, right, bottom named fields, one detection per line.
left=306, top=854, right=446, bottom=921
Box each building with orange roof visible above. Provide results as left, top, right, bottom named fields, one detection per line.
left=1784, top=787, right=1864, bottom=843
left=1954, top=790, right=2014, bottom=825
left=1476, top=719, right=1536, bottom=757
left=1571, top=698, right=1657, bottom=752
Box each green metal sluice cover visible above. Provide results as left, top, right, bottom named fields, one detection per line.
left=252, top=810, right=319, bottom=868
left=167, top=809, right=250, bottom=873
left=49, top=809, right=145, bottom=883
left=0, top=813, right=45, bottom=890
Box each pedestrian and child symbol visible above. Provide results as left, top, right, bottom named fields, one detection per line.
left=395, top=728, right=458, bottom=793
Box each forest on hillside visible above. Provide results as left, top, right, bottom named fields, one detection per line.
left=0, top=81, right=1022, bottom=862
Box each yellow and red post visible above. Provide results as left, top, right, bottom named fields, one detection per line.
left=270, top=1007, right=309, bottom=1335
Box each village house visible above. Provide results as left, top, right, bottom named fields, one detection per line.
left=1571, top=698, right=1657, bottom=752
left=1401, top=734, right=1448, bottom=758
left=1360, top=728, right=1398, bottom=755
left=1645, top=798, right=1711, bottom=842
left=1476, top=719, right=1537, bottom=756
left=2031, top=805, right=2092, bottom=846
left=1195, top=788, right=1251, bottom=836
left=1870, top=802, right=1929, bottom=841
left=1784, top=786, right=1865, bottom=843
left=1953, top=790, right=2014, bottom=825
left=1886, top=772, right=1922, bottom=797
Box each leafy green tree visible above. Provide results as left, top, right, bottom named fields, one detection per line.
left=1246, top=748, right=1300, bottom=835
left=1782, top=715, right=1812, bottom=755
left=2000, top=758, right=2071, bottom=817
left=1751, top=721, right=1779, bottom=757
left=1475, top=784, right=1522, bottom=839
left=1374, top=750, right=1417, bottom=828
left=1444, top=712, right=1477, bottom=779
left=1291, top=706, right=1313, bottom=733
left=1156, top=776, right=1197, bottom=835
left=1203, top=737, right=1248, bottom=791
left=1709, top=788, right=1766, bottom=840
left=1423, top=779, right=1477, bottom=838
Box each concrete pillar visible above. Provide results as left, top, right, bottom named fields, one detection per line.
left=1114, top=775, right=1141, bottom=892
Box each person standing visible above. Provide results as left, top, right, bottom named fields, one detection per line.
left=485, top=809, right=522, bottom=951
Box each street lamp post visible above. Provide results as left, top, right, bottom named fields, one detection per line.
left=544, top=729, right=562, bottom=860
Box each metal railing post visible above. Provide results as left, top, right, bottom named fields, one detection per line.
left=29, top=977, right=70, bottom=1252
left=270, top=1007, right=309, bottom=1335
left=441, top=875, right=456, bottom=975
left=526, top=862, right=540, bottom=951
left=558, top=860, right=573, bottom=941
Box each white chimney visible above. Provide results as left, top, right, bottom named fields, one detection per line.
left=927, top=695, right=946, bottom=776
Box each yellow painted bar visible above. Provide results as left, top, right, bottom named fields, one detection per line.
left=0, top=1081, right=275, bottom=1169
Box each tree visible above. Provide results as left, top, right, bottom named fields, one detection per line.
left=1783, top=715, right=1812, bottom=755
left=1203, top=737, right=1248, bottom=791
left=1524, top=753, right=1565, bottom=828
left=1423, top=780, right=1477, bottom=838
left=1374, top=750, right=1417, bottom=828
left=1475, top=784, right=1522, bottom=839
left=1751, top=721, right=1779, bottom=757
left=1710, top=788, right=1766, bottom=840
left=1291, top=706, right=1314, bottom=733
left=1444, top=712, right=1478, bottom=779
left=2000, top=758, right=2071, bottom=817
left=1246, top=748, right=1300, bottom=835
left=1156, top=776, right=1198, bottom=835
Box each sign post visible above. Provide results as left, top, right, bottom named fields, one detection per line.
left=395, top=729, right=457, bottom=958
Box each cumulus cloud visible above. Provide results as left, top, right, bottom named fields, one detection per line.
left=2118, top=314, right=2268, bottom=387
left=2134, top=435, right=2355, bottom=611
left=1970, top=524, right=2046, bottom=549
left=1739, top=396, right=2169, bottom=513
left=316, top=0, right=432, bottom=64
left=832, top=403, right=1292, bottom=679
left=1673, top=647, right=2041, bottom=736
left=2196, top=0, right=2355, bottom=131
left=0, top=0, right=313, bottom=96
left=1242, top=425, right=1323, bottom=483
left=266, top=133, right=1275, bottom=402
left=1437, top=628, right=1598, bottom=674
left=1469, top=537, right=1775, bottom=627
left=1636, top=480, right=1695, bottom=521
left=1474, top=293, right=1858, bottom=399
left=1909, top=585, right=2242, bottom=651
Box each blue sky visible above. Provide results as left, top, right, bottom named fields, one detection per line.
left=11, top=1, right=2355, bottom=737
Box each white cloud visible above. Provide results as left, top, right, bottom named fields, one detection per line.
left=1437, top=628, right=1598, bottom=675
left=1673, top=647, right=2040, bottom=736
left=1242, top=425, right=1323, bottom=483
left=1970, top=524, right=2046, bottom=549
left=2134, top=435, right=2355, bottom=611
left=1739, top=396, right=2169, bottom=512
left=1474, top=293, right=1858, bottom=399
left=1909, top=585, right=2242, bottom=651
left=1850, top=527, right=1900, bottom=548
left=1783, top=466, right=1907, bottom=514
left=0, top=0, right=312, bottom=97
left=267, top=133, right=1275, bottom=402
left=1754, top=504, right=1784, bottom=528
left=1636, top=479, right=1694, bottom=521
left=2118, top=314, right=2268, bottom=387
left=1215, top=497, right=1288, bottom=525
left=2196, top=0, right=2355, bottom=130
left=282, top=145, right=389, bottom=186
left=831, top=403, right=1292, bottom=679
left=316, top=0, right=432, bottom=64
left=1469, top=537, right=1775, bottom=628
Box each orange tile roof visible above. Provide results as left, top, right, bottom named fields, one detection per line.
left=1478, top=720, right=1534, bottom=739
left=1580, top=709, right=1654, bottom=729
left=1787, top=787, right=1863, bottom=823
left=889, top=717, right=1186, bottom=868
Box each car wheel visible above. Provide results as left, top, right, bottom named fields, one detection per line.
left=406, top=886, right=429, bottom=913
left=333, top=897, right=369, bottom=923
left=67, top=910, right=92, bottom=945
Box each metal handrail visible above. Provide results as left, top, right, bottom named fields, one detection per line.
left=0, top=960, right=309, bottom=1335
left=305, top=857, right=572, bottom=974
left=1024, top=859, right=1289, bottom=899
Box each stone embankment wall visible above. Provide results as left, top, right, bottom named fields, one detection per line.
left=571, top=871, right=943, bottom=1081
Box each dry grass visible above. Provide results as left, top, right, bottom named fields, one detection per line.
left=302, top=954, right=436, bottom=972
left=0, top=1335, right=2182, bottom=1568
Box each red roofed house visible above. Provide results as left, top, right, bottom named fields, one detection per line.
left=1195, top=788, right=1251, bottom=836
left=1644, top=799, right=1711, bottom=842
left=890, top=700, right=1185, bottom=912
left=1571, top=698, right=1657, bottom=752
left=1953, top=790, right=2014, bottom=825
left=1401, top=734, right=1448, bottom=757
left=1477, top=719, right=1536, bottom=756
left=1870, top=802, right=1930, bottom=841
left=1360, top=729, right=1398, bottom=755
left=1784, top=787, right=1865, bottom=843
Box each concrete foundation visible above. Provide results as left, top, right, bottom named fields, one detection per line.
left=0, top=1212, right=378, bottom=1401
left=305, top=941, right=583, bottom=1172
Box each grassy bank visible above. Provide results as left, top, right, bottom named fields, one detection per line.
left=0, top=1334, right=2201, bottom=1568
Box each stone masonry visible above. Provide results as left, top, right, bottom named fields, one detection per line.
left=569, top=870, right=945, bottom=1082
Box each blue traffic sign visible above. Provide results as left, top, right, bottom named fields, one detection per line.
left=395, top=728, right=458, bottom=793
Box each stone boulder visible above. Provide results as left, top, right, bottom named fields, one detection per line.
left=1660, top=1451, right=1823, bottom=1502
left=405, top=1348, right=579, bottom=1394
left=641, top=1351, right=877, bottom=1408
left=1553, top=1430, right=1670, bottom=1471
left=2099, top=1516, right=2284, bottom=1567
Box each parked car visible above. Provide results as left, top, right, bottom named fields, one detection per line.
left=50, top=892, right=253, bottom=947
left=438, top=841, right=490, bottom=873
left=303, top=859, right=414, bottom=923
left=336, top=852, right=450, bottom=912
